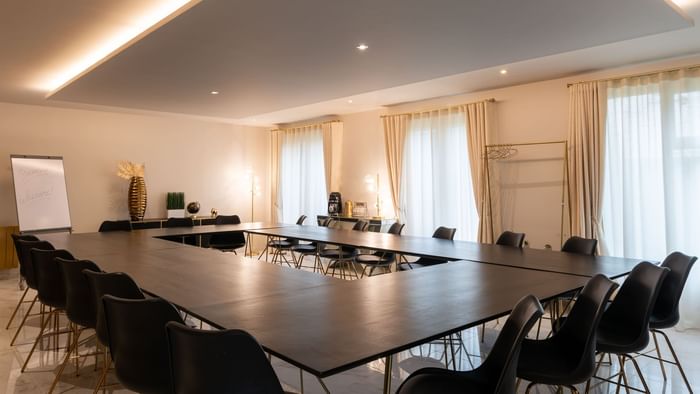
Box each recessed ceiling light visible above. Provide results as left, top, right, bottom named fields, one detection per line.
left=500, top=69, right=508, bottom=75
left=347, top=100, right=353, bottom=104
left=356, top=43, right=369, bottom=51
left=210, top=90, right=219, bottom=95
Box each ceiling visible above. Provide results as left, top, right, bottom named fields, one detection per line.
left=1, top=0, right=698, bottom=125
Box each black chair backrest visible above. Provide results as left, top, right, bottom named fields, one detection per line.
left=598, top=261, right=669, bottom=352
left=388, top=222, right=405, bottom=235
left=84, top=270, right=145, bottom=346
left=432, top=226, right=457, bottom=240
left=57, top=257, right=101, bottom=329
left=479, top=295, right=544, bottom=393
left=103, top=296, right=184, bottom=394
left=30, top=248, right=74, bottom=308
left=652, top=252, right=697, bottom=327
left=16, top=239, right=54, bottom=290
left=10, top=233, right=39, bottom=279
left=164, top=217, right=194, bottom=228
left=166, top=322, right=285, bottom=394
left=549, top=274, right=618, bottom=381
left=296, top=215, right=307, bottom=225
left=98, top=220, right=132, bottom=232
left=496, top=231, right=525, bottom=248
left=317, top=217, right=331, bottom=226
left=352, top=220, right=368, bottom=231
left=214, top=215, right=241, bottom=225
left=562, top=236, right=597, bottom=256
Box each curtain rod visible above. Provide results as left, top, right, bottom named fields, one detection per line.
left=567, top=63, right=700, bottom=88
left=270, top=119, right=341, bottom=132
left=380, top=98, right=496, bottom=118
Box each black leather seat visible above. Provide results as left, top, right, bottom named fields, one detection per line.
left=7, top=234, right=39, bottom=330
left=22, top=248, right=75, bottom=372
left=646, top=252, right=696, bottom=392
left=589, top=261, right=669, bottom=393
left=517, top=274, right=618, bottom=392
left=84, top=270, right=146, bottom=392
left=102, top=296, right=184, bottom=394
left=398, top=226, right=457, bottom=270
left=396, top=295, right=544, bottom=394
left=10, top=239, right=53, bottom=346
left=321, top=220, right=368, bottom=279
left=49, top=257, right=101, bottom=393
left=355, top=222, right=405, bottom=276
left=163, top=217, right=196, bottom=245
left=561, top=236, right=597, bottom=255
left=208, top=215, right=246, bottom=253
left=166, top=322, right=288, bottom=394
left=98, top=220, right=132, bottom=232
left=496, top=231, right=525, bottom=248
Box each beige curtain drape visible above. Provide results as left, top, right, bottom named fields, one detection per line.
left=269, top=130, right=282, bottom=222
left=465, top=101, right=494, bottom=243
left=567, top=81, right=607, bottom=242
left=321, top=122, right=334, bottom=195
left=382, top=115, right=409, bottom=219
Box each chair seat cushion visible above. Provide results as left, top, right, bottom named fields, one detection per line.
left=398, top=367, right=487, bottom=394
left=291, top=244, right=317, bottom=254
left=210, top=243, right=245, bottom=250
left=319, top=249, right=357, bottom=259
left=596, top=323, right=650, bottom=354
left=356, top=254, right=392, bottom=265
left=268, top=240, right=293, bottom=248
left=517, top=338, right=593, bottom=385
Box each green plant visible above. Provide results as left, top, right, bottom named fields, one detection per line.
left=166, top=192, right=185, bottom=210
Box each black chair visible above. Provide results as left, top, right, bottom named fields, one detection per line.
left=98, top=220, right=132, bottom=232
left=355, top=222, right=406, bottom=277
left=163, top=217, right=196, bottom=245
left=587, top=261, right=669, bottom=393
left=398, top=226, right=457, bottom=270
left=22, top=248, right=75, bottom=372
left=321, top=220, right=368, bottom=279
left=397, top=295, right=544, bottom=394
left=7, top=234, right=39, bottom=330
left=84, top=270, right=146, bottom=392
left=561, top=236, right=597, bottom=256
left=645, top=252, right=696, bottom=392
left=102, top=296, right=184, bottom=394
left=496, top=231, right=525, bottom=248
left=166, top=322, right=286, bottom=394
left=10, top=239, right=54, bottom=346
left=262, top=215, right=307, bottom=266
left=208, top=215, right=246, bottom=254
left=517, top=274, right=618, bottom=393
left=49, top=258, right=101, bottom=393
left=291, top=215, right=332, bottom=272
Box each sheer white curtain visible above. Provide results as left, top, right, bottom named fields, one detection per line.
left=399, top=107, right=479, bottom=241
left=601, top=70, right=700, bottom=329
left=276, top=125, right=328, bottom=224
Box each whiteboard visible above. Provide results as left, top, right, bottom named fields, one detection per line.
left=11, top=155, right=72, bottom=232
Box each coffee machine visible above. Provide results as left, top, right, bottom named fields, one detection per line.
left=328, top=192, right=342, bottom=216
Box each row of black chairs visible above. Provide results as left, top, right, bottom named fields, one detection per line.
left=8, top=234, right=290, bottom=394
left=397, top=252, right=696, bottom=393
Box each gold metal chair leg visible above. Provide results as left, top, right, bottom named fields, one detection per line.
left=49, top=323, right=77, bottom=393
left=6, top=287, right=30, bottom=329
left=655, top=329, right=694, bottom=393
left=21, top=308, right=54, bottom=372
left=626, top=354, right=651, bottom=393
left=651, top=330, right=666, bottom=380
left=10, top=294, right=38, bottom=346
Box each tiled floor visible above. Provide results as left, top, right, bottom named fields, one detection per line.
left=1, top=266, right=698, bottom=393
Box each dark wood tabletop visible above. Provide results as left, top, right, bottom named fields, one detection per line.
left=192, top=261, right=589, bottom=377
left=143, top=222, right=289, bottom=238
left=41, top=231, right=186, bottom=256
left=247, top=226, right=642, bottom=278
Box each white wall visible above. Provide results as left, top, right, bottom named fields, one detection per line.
left=337, top=54, right=700, bottom=248
left=0, top=102, right=270, bottom=233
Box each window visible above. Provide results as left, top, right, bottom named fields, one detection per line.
left=277, top=126, right=328, bottom=223
left=399, top=108, right=479, bottom=241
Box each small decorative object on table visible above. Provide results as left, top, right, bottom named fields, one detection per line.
left=117, top=161, right=147, bottom=221
left=166, top=192, right=185, bottom=218
left=353, top=201, right=367, bottom=217
left=210, top=208, right=218, bottom=217
left=186, top=201, right=200, bottom=217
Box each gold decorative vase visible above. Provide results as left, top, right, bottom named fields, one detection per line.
left=128, top=176, right=147, bottom=221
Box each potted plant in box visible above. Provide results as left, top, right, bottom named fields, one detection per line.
left=166, top=192, right=185, bottom=218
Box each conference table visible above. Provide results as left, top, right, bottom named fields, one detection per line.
left=40, top=223, right=643, bottom=393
